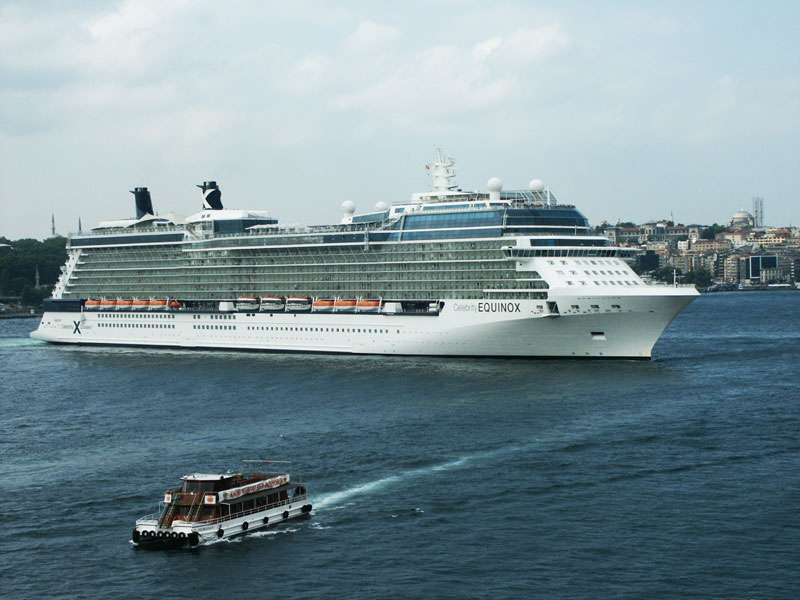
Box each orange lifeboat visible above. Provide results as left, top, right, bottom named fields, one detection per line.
left=116, top=298, right=133, bottom=310
left=131, top=298, right=149, bottom=310
left=149, top=298, right=167, bottom=310
left=356, top=299, right=380, bottom=313
left=334, top=299, right=356, bottom=312
left=168, top=300, right=182, bottom=310
left=312, top=299, right=334, bottom=312
left=84, top=299, right=101, bottom=310
left=100, top=298, right=116, bottom=309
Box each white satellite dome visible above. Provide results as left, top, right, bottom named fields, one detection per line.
left=529, top=179, right=545, bottom=192
left=375, top=201, right=389, bottom=211
left=487, top=177, right=503, bottom=192
left=341, top=200, right=356, bottom=215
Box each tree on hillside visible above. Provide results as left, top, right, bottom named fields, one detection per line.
left=0, top=236, right=67, bottom=299
left=701, top=223, right=726, bottom=239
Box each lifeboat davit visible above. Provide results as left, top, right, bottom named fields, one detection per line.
left=259, top=296, right=285, bottom=312
left=131, top=298, right=149, bottom=310
left=84, top=299, right=101, bottom=310
left=334, top=299, right=356, bottom=312
left=356, top=299, right=380, bottom=312
left=116, top=298, right=133, bottom=310
left=100, top=298, right=116, bottom=310
left=312, top=299, right=334, bottom=312
left=149, top=298, right=167, bottom=310
left=286, top=296, right=312, bottom=311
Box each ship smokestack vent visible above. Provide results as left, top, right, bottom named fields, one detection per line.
left=197, top=181, right=223, bottom=210
left=130, top=187, right=154, bottom=219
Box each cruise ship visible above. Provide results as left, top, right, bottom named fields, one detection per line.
left=31, top=151, right=698, bottom=358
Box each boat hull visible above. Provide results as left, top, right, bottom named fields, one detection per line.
left=132, top=502, right=312, bottom=549
left=31, top=289, right=697, bottom=359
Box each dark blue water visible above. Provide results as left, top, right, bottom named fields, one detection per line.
left=1, top=292, right=798, bottom=599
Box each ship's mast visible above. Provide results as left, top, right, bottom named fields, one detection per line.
left=431, top=149, right=457, bottom=191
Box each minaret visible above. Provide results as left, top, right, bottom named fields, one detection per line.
left=51, top=213, right=56, bottom=237
left=78, top=217, right=82, bottom=233
left=35, top=265, right=41, bottom=289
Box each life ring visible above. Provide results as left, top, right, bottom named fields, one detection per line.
left=282, top=510, right=289, bottom=519
left=242, top=521, right=249, bottom=531
left=217, top=528, right=224, bottom=538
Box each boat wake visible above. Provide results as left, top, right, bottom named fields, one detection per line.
left=0, top=337, right=44, bottom=348
left=201, top=526, right=302, bottom=546
left=313, top=444, right=523, bottom=511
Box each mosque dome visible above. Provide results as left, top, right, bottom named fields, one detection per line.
left=730, top=209, right=754, bottom=228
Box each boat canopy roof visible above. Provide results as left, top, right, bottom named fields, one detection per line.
left=181, top=473, right=238, bottom=482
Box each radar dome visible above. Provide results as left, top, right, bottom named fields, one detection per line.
left=529, top=179, right=545, bottom=192
left=341, top=200, right=356, bottom=215
left=375, top=201, right=389, bottom=211
left=487, top=177, right=503, bottom=192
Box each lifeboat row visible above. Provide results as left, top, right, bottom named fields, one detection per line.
left=307, top=297, right=381, bottom=313
left=235, top=296, right=382, bottom=313
left=84, top=298, right=182, bottom=311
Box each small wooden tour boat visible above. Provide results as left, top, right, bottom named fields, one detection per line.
left=131, top=462, right=311, bottom=549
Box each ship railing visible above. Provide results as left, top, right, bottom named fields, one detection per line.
left=137, top=511, right=161, bottom=522
left=67, top=225, right=186, bottom=237
left=198, top=492, right=309, bottom=526
left=137, top=491, right=309, bottom=527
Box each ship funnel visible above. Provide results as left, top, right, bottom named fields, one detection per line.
left=197, top=181, right=223, bottom=210
left=130, top=187, right=154, bottom=219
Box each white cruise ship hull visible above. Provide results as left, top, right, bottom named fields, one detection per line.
left=31, top=289, right=697, bottom=359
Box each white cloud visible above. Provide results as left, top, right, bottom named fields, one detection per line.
left=343, top=19, right=401, bottom=53
left=0, top=1, right=798, bottom=237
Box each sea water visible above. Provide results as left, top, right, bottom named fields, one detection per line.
left=1, top=291, right=798, bottom=599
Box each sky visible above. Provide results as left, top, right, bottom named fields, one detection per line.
left=1, top=0, right=798, bottom=239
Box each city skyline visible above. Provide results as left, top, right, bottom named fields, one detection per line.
left=1, top=0, right=798, bottom=239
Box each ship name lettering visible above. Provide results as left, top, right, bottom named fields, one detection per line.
left=478, top=302, right=521, bottom=313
